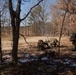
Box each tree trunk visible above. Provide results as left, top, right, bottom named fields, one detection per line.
left=11, top=18, right=20, bottom=62
left=8, top=0, right=43, bottom=62
left=0, top=11, right=2, bottom=62
left=12, top=26, right=19, bottom=62
left=58, top=11, right=67, bottom=53
left=8, top=0, right=21, bottom=62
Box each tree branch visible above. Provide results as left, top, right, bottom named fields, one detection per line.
left=19, top=33, right=31, bottom=46
left=16, top=0, right=21, bottom=16
left=20, top=0, right=43, bottom=21
left=9, top=0, right=14, bottom=16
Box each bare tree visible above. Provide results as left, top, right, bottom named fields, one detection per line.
left=53, top=0, right=76, bottom=52
left=29, top=0, right=49, bottom=36
left=0, top=0, right=8, bottom=62
left=8, top=0, right=43, bottom=62
left=58, top=11, right=67, bottom=52
left=0, top=11, right=2, bottom=62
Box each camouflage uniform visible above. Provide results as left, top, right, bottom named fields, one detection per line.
left=37, top=40, right=48, bottom=50
left=70, top=33, right=76, bottom=50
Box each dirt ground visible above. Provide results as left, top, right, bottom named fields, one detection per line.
left=1, top=36, right=76, bottom=75
left=2, top=36, right=73, bottom=56
left=2, top=36, right=72, bottom=50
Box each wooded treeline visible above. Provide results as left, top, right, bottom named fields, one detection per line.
left=0, top=0, right=76, bottom=62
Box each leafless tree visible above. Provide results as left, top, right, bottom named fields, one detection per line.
left=0, top=11, right=2, bottom=62
left=8, top=0, right=43, bottom=62
left=0, top=0, right=8, bottom=62
left=51, top=0, right=76, bottom=53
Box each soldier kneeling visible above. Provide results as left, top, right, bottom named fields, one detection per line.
left=70, top=33, right=76, bottom=50
left=50, top=38, right=59, bottom=47
left=37, top=40, right=49, bottom=50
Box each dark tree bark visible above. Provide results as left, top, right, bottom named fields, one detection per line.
left=9, top=0, right=21, bottom=62
left=0, top=11, right=2, bottom=62
left=9, top=0, right=43, bottom=62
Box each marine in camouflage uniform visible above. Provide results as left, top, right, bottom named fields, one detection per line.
left=70, top=33, right=76, bottom=50
left=37, top=40, right=49, bottom=50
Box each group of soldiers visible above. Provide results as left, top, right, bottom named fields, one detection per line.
left=37, top=32, right=76, bottom=51
left=37, top=38, right=59, bottom=50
